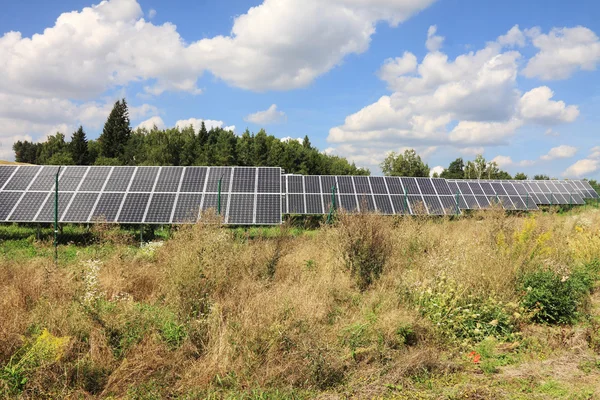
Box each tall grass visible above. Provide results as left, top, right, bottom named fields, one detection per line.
left=1, top=208, right=600, bottom=397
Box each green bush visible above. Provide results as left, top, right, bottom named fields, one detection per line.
left=519, top=264, right=596, bottom=324
left=413, top=276, right=521, bottom=343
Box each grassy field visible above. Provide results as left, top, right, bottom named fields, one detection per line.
left=1, top=208, right=600, bottom=399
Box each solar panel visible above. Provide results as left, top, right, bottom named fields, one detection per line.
left=227, top=193, right=255, bottom=224
left=390, top=195, right=411, bottom=215
left=36, top=192, right=73, bottom=223
left=401, top=178, right=420, bottom=195
left=59, top=166, right=88, bottom=191
left=374, top=195, right=394, bottom=214
left=370, top=177, right=388, bottom=194
left=144, top=193, right=176, bottom=223
left=62, top=192, right=99, bottom=222
left=417, top=179, right=436, bottom=195
left=105, top=167, right=136, bottom=192
left=118, top=193, right=150, bottom=223
left=172, top=193, right=203, bottom=223
left=180, top=167, right=208, bottom=192
left=304, top=176, right=321, bottom=193
left=256, top=194, right=281, bottom=224
left=91, top=192, right=125, bottom=222
left=9, top=192, right=48, bottom=222
left=385, top=177, right=404, bottom=194
left=306, top=194, right=324, bottom=214
left=79, top=166, right=111, bottom=191
left=432, top=178, right=453, bottom=195
left=30, top=166, right=61, bottom=191
left=155, top=167, right=183, bottom=192
left=4, top=165, right=41, bottom=190
left=0, top=166, right=17, bottom=189
left=0, top=191, right=22, bottom=220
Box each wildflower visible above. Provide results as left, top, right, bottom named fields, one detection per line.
left=468, top=351, right=481, bottom=364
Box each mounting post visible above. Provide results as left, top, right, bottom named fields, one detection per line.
left=54, top=166, right=61, bottom=266
left=455, top=191, right=460, bottom=216
left=326, top=185, right=337, bottom=224
left=217, top=175, right=224, bottom=215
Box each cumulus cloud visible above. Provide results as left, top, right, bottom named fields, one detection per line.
left=327, top=25, right=582, bottom=170
left=0, top=0, right=437, bottom=159
left=175, top=118, right=230, bottom=132
left=245, top=104, right=287, bottom=124
left=281, top=136, right=303, bottom=144
left=545, top=128, right=560, bottom=137
left=518, top=86, right=579, bottom=125
left=135, top=116, right=165, bottom=130
left=523, top=26, right=600, bottom=80
left=564, top=159, right=599, bottom=178
left=425, top=25, right=444, bottom=52
left=497, top=25, right=526, bottom=47
left=429, top=165, right=444, bottom=177
left=540, top=145, right=577, bottom=161
left=491, top=155, right=514, bottom=168
left=563, top=147, right=600, bottom=178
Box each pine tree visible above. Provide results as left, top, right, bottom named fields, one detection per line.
left=70, top=126, right=89, bottom=165
left=302, top=135, right=312, bottom=149
left=99, top=99, right=132, bottom=160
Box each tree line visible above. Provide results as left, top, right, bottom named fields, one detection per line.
left=13, top=99, right=369, bottom=176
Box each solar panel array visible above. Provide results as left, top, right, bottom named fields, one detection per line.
left=0, top=166, right=281, bottom=225
left=282, top=175, right=462, bottom=215
left=446, top=179, right=596, bottom=210
left=1, top=164, right=598, bottom=223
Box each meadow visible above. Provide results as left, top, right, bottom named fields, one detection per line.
left=1, top=206, right=600, bottom=399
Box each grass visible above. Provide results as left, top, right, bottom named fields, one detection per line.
left=1, top=208, right=600, bottom=398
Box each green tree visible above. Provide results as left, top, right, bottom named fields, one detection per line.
left=253, top=129, right=269, bottom=166
left=302, top=135, right=312, bottom=149
left=514, top=172, right=528, bottom=180
left=534, top=174, right=550, bottom=180
left=38, top=133, right=71, bottom=164
left=236, top=129, right=254, bottom=166
left=70, top=126, right=89, bottom=165
left=13, top=141, right=41, bottom=164
left=381, top=149, right=430, bottom=177
left=99, top=99, right=131, bottom=160
left=440, top=158, right=464, bottom=179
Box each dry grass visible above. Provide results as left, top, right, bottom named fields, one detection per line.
left=2, top=208, right=600, bottom=398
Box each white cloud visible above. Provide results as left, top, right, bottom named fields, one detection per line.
left=563, top=159, right=599, bottom=178
left=491, top=155, right=535, bottom=168
left=540, top=145, right=577, bottom=161
left=497, top=25, right=526, bottom=48
left=523, top=26, right=600, bottom=80
left=562, top=147, right=600, bottom=178
left=377, top=52, right=417, bottom=88
left=327, top=25, right=582, bottom=170
left=281, top=136, right=303, bottom=144
left=224, top=125, right=236, bottom=133
left=491, top=155, right=514, bottom=168
left=175, top=118, right=229, bottom=132
left=244, top=104, right=287, bottom=124
left=135, top=116, right=165, bottom=130
left=545, top=128, right=560, bottom=137
left=425, top=25, right=444, bottom=52
left=0, top=0, right=437, bottom=159
left=459, top=147, right=485, bottom=156
left=518, top=86, right=579, bottom=125
left=430, top=165, right=444, bottom=177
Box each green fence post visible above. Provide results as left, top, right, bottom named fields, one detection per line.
left=54, top=166, right=61, bottom=266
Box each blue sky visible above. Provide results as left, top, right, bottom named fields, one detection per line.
left=1, top=0, right=599, bottom=178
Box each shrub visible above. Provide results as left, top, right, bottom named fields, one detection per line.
left=336, top=212, right=392, bottom=291
left=413, top=276, right=521, bottom=343
left=519, top=265, right=596, bottom=324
